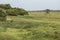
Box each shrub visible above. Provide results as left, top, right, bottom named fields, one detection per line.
left=0, top=4, right=29, bottom=16
left=45, top=9, right=50, bottom=14
left=6, top=8, right=28, bottom=16
left=0, top=9, right=7, bottom=21
left=6, top=9, right=17, bottom=16
left=0, top=4, right=11, bottom=9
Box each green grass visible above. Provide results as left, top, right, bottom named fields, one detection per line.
left=0, top=12, right=60, bottom=40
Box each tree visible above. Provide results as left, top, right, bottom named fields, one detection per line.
left=45, top=9, right=50, bottom=14
left=0, top=4, right=29, bottom=16
left=0, top=4, right=11, bottom=9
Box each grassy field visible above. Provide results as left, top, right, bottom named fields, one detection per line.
left=0, top=12, right=60, bottom=40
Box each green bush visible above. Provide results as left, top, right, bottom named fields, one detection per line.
left=6, top=9, right=17, bottom=16
left=17, top=8, right=29, bottom=15
left=0, top=4, right=29, bottom=16
left=0, top=9, right=7, bottom=21
left=0, top=4, right=11, bottom=9
left=6, top=8, right=28, bottom=16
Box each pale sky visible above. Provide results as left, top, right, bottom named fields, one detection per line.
left=0, top=0, right=60, bottom=11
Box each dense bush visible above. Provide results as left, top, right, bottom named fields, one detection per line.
left=6, top=8, right=28, bottom=16
left=0, top=4, right=29, bottom=16
left=0, top=4, right=28, bottom=21
left=0, top=9, right=7, bottom=21
left=6, top=9, right=17, bottom=16
left=0, top=4, right=11, bottom=9
left=17, top=8, right=29, bottom=15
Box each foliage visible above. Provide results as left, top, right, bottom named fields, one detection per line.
left=45, top=9, right=50, bottom=14
left=0, top=4, right=11, bottom=9
left=17, top=8, right=29, bottom=15
left=0, top=9, right=7, bottom=21
left=6, top=9, right=17, bottom=16
left=0, top=4, right=28, bottom=16
left=0, top=4, right=28, bottom=21
left=6, top=8, right=28, bottom=16
left=0, top=4, right=60, bottom=40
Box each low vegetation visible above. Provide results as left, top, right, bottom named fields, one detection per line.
left=0, top=4, right=60, bottom=40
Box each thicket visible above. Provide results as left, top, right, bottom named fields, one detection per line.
left=0, top=9, right=7, bottom=21
left=0, top=4, right=28, bottom=16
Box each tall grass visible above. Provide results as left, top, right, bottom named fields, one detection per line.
left=0, top=12, right=60, bottom=40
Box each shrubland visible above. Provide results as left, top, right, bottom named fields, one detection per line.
left=0, top=12, right=60, bottom=40
left=0, top=4, right=60, bottom=40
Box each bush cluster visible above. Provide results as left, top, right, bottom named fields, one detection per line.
left=0, top=4, right=28, bottom=16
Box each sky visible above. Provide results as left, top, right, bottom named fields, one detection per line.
left=0, top=0, right=60, bottom=11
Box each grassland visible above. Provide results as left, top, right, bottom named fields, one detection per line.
left=0, top=11, right=60, bottom=40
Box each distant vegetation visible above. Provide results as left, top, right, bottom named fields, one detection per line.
left=45, top=9, right=50, bottom=14
left=0, top=4, right=60, bottom=40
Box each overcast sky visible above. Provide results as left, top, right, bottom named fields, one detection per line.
left=0, top=0, right=60, bottom=10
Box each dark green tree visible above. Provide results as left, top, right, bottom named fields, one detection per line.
left=0, top=4, right=29, bottom=16
left=0, top=4, right=11, bottom=9
left=45, top=9, right=50, bottom=14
